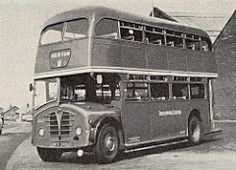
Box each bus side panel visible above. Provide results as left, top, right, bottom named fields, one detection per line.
left=166, top=47, right=188, bottom=71
left=35, top=39, right=89, bottom=74
left=145, top=45, right=168, bottom=70
left=187, top=51, right=205, bottom=72
left=203, top=52, right=218, bottom=73
left=189, top=99, right=211, bottom=134
left=151, top=100, right=189, bottom=140
left=67, top=39, right=89, bottom=69
left=92, top=38, right=122, bottom=67
left=121, top=101, right=152, bottom=144
left=120, top=41, right=146, bottom=69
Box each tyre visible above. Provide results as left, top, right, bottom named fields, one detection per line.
left=37, top=147, right=62, bottom=162
left=188, top=116, right=202, bottom=145
left=0, top=129, right=2, bottom=135
left=96, top=124, right=119, bottom=163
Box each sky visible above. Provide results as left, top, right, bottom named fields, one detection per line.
left=0, top=0, right=235, bottom=110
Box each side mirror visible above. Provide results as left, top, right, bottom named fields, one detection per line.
left=29, top=83, right=34, bottom=92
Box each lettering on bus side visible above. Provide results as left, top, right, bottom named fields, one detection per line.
left=128, top=136, right=141, bottom=143
left=158, top=110, right=182, bottom=117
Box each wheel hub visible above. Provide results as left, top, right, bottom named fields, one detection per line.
left=192, top=124, right=200, bottom=141
left=105, top=136, right=115, bottom=152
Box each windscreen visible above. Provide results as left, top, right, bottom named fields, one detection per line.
left=34, top=78, right=58, bottom=107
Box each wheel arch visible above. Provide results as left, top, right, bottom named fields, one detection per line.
left=91, top=116, right=124, bottom=149
left=187, top=109, right=203, bottom=145
left=188, top=109, right=202, bottom=123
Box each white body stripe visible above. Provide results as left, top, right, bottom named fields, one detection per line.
left=34, top=66, right=218, bottom=79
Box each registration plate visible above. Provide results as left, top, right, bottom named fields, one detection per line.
left=53, top=141, right=71, bottom=147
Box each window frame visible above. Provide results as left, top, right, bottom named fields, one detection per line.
left=144, top=26, right=165, bottom=46
left=93, top=18, right=212, bottom=52
left=189, top=83, right=206, bottom=99
left=119, top=21, right=144, bottom=42
left=63, top=18, right=90, bottom=41
left=124, top=81, right=149, bottom=101
left=94, top=18, right=119, bottom=39
left=40, top=18, right=90, bottom=45
left=150, top=82, right=170, bottom=101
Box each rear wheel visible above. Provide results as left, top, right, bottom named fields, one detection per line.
left=0, top=129, right=2, bottom=135
left=188, top=116, right=202, bottom=145
left=96, top=124, right=119, bottom=163
left=37, top=147, right=62, bottom=162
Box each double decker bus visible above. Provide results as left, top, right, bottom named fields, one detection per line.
left=31, top=6, right=220, bottom=163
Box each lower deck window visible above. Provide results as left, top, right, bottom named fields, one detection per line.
left=172, top=83, right=189, bottom=99
left=150, top=83, right=169, bottom=100
left=190, top=84, right=205, bottom=99
left=125, top=82, right=148, bottom=101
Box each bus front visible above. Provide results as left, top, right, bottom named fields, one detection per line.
left=31, top=14, right=122, bottom=163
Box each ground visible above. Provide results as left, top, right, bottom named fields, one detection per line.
left=0, top=121, right=31, bottom=169
left=2, top=121, right=236, bottom=170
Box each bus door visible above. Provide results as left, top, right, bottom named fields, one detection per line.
left=121, top=82, right=152, bottom=145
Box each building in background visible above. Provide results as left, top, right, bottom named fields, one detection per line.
left=213, top=10, right=236, bottom=119
left=19, top=105, right=32, bottom=122
left=4, top=106, right=19, bottom=121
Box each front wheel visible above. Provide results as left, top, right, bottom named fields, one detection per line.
left=37, top=147, right=62, bottom=162
left=188, top=116, right=202, bottom=145
left=96, top=124, right=119, bottom=163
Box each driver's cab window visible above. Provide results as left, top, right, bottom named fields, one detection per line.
left=60, top=74, right=120, bottom=104
left=60, top=80, right=76, bottom=100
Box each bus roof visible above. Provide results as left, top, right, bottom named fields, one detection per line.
left=44, top=6, right=210, bottom=39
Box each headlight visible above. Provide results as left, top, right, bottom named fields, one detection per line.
left=75, top=127, right=83, bottom=136
left=38, top=128, right=44, bottom=137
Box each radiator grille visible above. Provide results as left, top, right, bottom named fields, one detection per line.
left=47, top=111, right=74, bottom=137
left=60, top=112, right=71, bottom=135
left=49, top=112, right=59, bottom=136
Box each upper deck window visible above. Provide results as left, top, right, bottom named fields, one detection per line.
left=185, top=34, right=201, bottom=51
left=145, top=26, right=164, bottom=45
left=201, top=38, right=211, bottom=52
left=41, top=23, right=64, bottom=45
left=40, top=18, right=89, bottom=45
left=165, top=30, right=184, bottom=48
left=64, top=19, right=89, bottom=40
left=95, top=19, right=118, bottom=39
left=120, top=21, right=143, bottom=42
